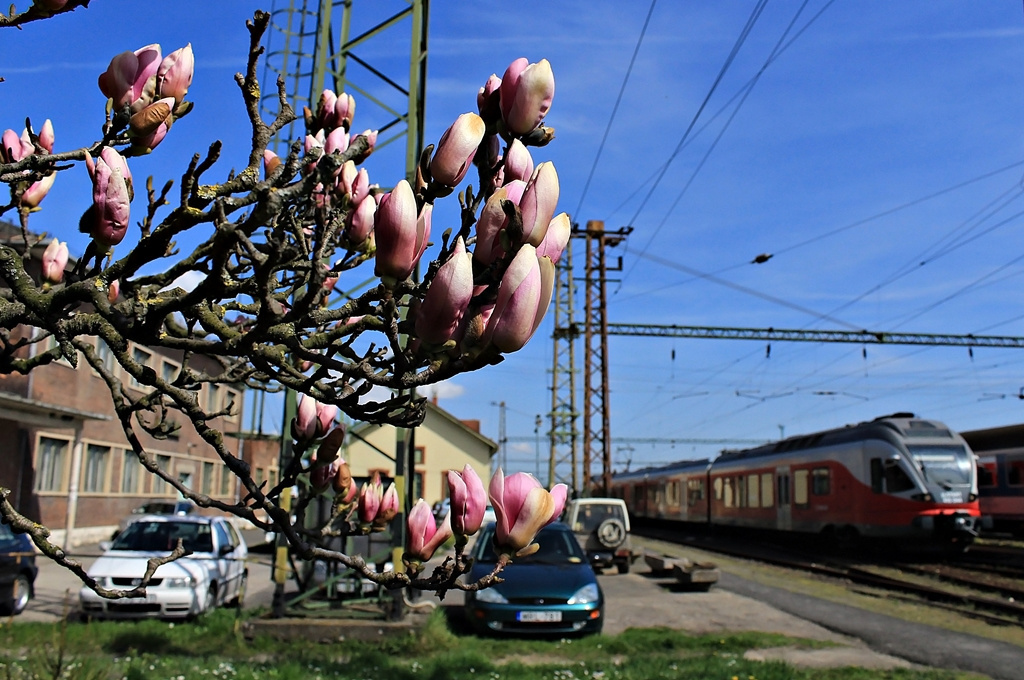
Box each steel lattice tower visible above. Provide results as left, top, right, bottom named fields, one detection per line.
left=581, top=221, right=630, bottom=496
left=260, top=0, right=429, bottom=184
left=548, top=235, right=579, bottom=492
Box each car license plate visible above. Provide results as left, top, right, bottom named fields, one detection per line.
left=517, top=610, right=561, bottom=623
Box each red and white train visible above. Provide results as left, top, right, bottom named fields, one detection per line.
left=961, top=424, right=1024, bottom=536
left=610, top=413, right=981, bottom=547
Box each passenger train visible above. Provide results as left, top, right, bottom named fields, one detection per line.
left=610, top=414, right=981, bottom=547
left=961, top=424, right=1024, bottom=536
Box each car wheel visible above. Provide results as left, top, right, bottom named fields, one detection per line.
left=595, top=518, right=626, bottom=549
left=0, top=573, right=31, bottom=615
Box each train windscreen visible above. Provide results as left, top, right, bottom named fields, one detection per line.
left=906, top=445, right=973, bottom=487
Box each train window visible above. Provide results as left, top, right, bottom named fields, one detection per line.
left=793, top=469, right=809, bottom=507
left=668, top=481, right=680, bottom=505
left=884, top=461, right=915, bottom=493
left=747, top=475, right=760, bottom=508
left=811, top=467, right=830, bottom=495
left=713, top=477, right=723, bottom=501
left=977, top=462, right=996, bottom=488
left=687, top=478, right=704, bottom=506
left=737, top=476, right=748, bottom=507
left=760, top=473, right=774, bottom=507
left=1009, top=460, right=1024, bottom=486
left=723, top=477, right=735, bottom=508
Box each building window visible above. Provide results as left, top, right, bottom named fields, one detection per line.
left=161, top=360, right=177, bottom=385
left=413, top=446, right=425, bottom=465
left=201, top=462, right=214, bottom=494
left=224, top=389, right=240, bottom=421
left=130, top=346, right=152, bottom=388
left=255, top=467, right=265, bottom=486
left=207, top=384, right=221, bottom=412
left=121, top=451, right=141, bottom=493
left=413, top=471, right=424, bottom=499
left=34, top=436, right=68, bottom=492
left=220, top=464, right=233, bottom=497
left=268, top=468, right=278, bottom=490
left=94, top=337, right=116, bottom=374
left=82, top=444, right=110, bottom=493
left=152, top=454, right=172, bottom=495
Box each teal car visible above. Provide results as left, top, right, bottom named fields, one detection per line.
left=464, top=522, right=604, bottom=636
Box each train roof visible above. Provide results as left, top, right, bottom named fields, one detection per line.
left=960, top=423, right=1024, bottom=453
left=717, top=412, right=958, bottom=463
left=611, top=458, right=711, bottom=482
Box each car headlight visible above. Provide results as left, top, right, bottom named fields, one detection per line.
left=164, top=577, right=193, bottom=588
left=567, top=583, right=600, bottom=605
left=474, top=587, right=508, bottom=604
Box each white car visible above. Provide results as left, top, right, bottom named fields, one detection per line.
left=80, top=515, right=248, bottom=620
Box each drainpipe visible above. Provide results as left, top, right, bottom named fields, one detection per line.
left=63, top=422, right=84, bottom=550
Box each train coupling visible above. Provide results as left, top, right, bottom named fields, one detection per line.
left=913, top=511, right=979, bottom=539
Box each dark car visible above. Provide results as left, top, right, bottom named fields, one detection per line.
left=463, top=522, right=604, bottom=636
left=0, top=521, right=37, bottom=615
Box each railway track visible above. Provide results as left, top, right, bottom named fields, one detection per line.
left=635, top=527, right=1024, bottom=627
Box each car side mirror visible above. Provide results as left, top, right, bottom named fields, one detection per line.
left=99, top=541, right=112, bottom=551
left=218, top=544, right=234, bottom=556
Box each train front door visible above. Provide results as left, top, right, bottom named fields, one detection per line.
left=775, top=466, right=792, bottom=531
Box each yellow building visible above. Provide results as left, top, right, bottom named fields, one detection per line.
left=344, top=401, right=497, bottom=506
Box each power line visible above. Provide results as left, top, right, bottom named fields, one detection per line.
left=571, top=0, right=658, bottom=222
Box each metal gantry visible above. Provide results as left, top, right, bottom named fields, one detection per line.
left=258, top=0, right=429, bottom=619
left=260, top=0, right=429, bottom=184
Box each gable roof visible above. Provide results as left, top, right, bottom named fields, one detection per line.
left=349, top=399, right=498, bottom=455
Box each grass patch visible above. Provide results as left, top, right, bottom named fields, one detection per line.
left=0, top=609, right=981, bottom=680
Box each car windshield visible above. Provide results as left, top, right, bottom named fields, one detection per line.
left=573, top=503, right=625, bottom=533
left=111, top=520, right=214, bottom=553
left=472, top=524, right=585, bottom=565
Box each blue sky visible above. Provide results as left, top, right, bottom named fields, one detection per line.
left=7, top=1, right=1024, bottom=481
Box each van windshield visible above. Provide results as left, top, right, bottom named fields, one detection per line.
left=907, top=445, right=973, bottom=487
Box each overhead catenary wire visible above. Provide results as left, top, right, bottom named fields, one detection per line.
left=570, top=0, right=658, bottom=223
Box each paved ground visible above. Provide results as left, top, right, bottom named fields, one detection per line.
left=16, top=533, right=1024, bottom=678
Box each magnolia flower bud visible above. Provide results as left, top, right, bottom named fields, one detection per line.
left=41, top=239, right=68, bottom=284
left=374, top=180, right=429, bottom=282
left=415, top=237, right=473, bottom=345
left=448, top=465, right=486, bottom=536
left=156, top=44, right=194, bottom=103
left=405, top=499, right=453, bottom=566
left=98, top=44, right=162, bottom=110
left=519, top=162, right=559, bottom=247
left=429, top=112, right=485, bottom=188
left=488, top=468, right=567, bottom=556
left=499, top=58, right=555, bottom=136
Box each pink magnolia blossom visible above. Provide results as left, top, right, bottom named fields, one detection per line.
left=502, top=139, right=534, bottom=184
left=374, top=180, right=429, bottom=282
left=415, top=237, right=473, bottom=345
left=98, top=44, right=162, bottom=110
left=1, top=129, right=32, bottom=163
left=488, top=469, right=567, bottom=555
left=377, top=483, right=399, bottom=525
left=484, top=245, right=555, bottom=353
left=84, top=148, right=133, bottom=249
left=314, top=89, right=356, bottom=132
left=40, top=239, right=68, bottom=284
left=477, top=73, right=502, bottom=124
left=536, top=212, right=571, bottom=264
left=472, top=180, right=525, bottom=266
left=345, top=194, right=376, bottom=245
left=21, top=172, right=55, bottom=209
left=429, top=112, right=485, bottom=188
left=405, top=499, right=453, bottom=564
left=107, top=279, right=120, bottom=303
left=498, top=58, right=555, bottom=136
left=291, top=395, right=338, bottom=443
left=519, top=162, right=559, bottom=247
left=38, top=120, right=54, bottom=153
left=156, top=44, right=194, bottom=103
left=358, top=472, right=384, bottom=524
left=447, top=464, right=486, bottom=536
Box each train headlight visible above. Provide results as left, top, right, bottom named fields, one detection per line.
left=968, top=493, right=977, bottom=502
left=910, top=493, right=933, bottom=502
